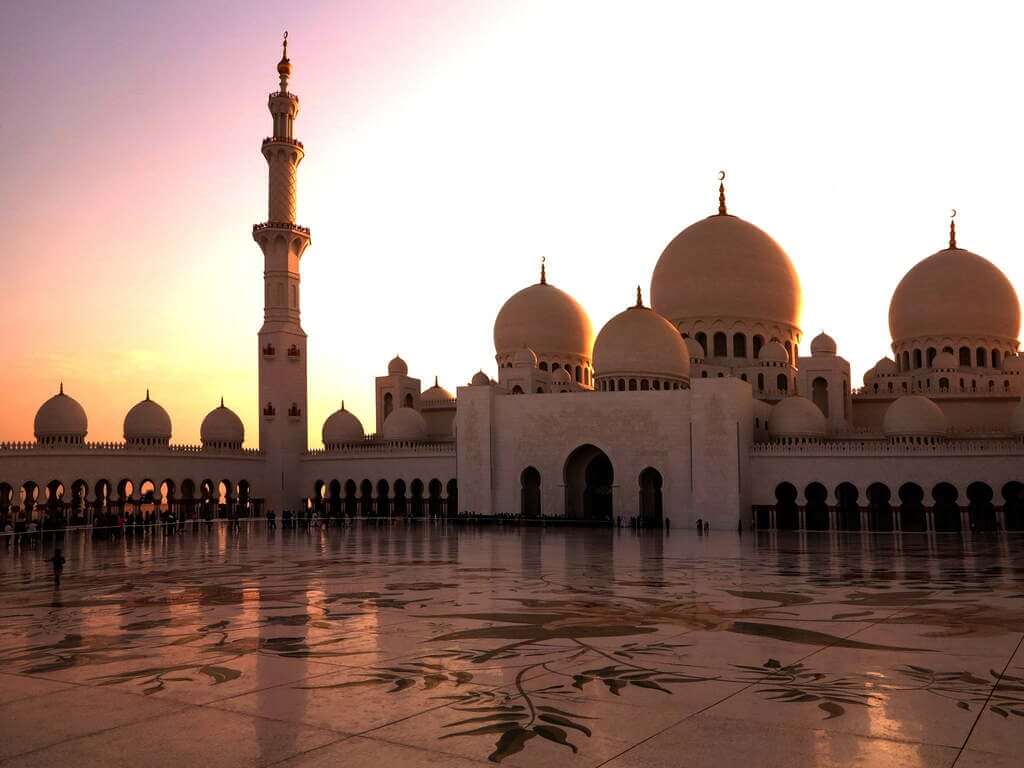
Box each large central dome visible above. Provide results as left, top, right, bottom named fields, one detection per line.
left=650, top=214, right=802, bottom=330
left=493, top=275, right=593, bottom=361
left=888, top=246, right=1020, bottom=344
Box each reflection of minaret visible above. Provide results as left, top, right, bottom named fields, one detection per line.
left=255, top=33, right=310, bottom=511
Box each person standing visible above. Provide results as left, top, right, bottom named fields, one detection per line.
left=49, top=548, right=66, bottom=587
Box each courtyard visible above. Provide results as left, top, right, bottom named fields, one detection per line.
left=0, top=524, right=1022, bottom=767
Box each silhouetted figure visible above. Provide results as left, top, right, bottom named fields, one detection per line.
left=49, top=548, right=65, bottom=587
left=738, top=519, right=743, bottom=535
left=704, top=520, right=710, bottom=534
left=696, top=518, right=703, bottom=535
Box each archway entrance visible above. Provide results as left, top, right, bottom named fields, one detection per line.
left=638, top=468, right=663, bottom=527
left=521, top=467, right=541, bottom=518
left=931, top=483, right=960, bottom=533
left=774, top=482, right=798, bottom=530
left=564, top=445, right=613, bottom=521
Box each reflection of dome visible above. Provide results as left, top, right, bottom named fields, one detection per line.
left=322, top=403, right=364, bottom=446
left=651, top=214, right=802, bottom=330
left=200, top=400, right=244, bottom=448
left=810, top=332, right=836, bottom=357
left=494, top=276, right=594, bottom=361
left=420, top=377, right=454, bottom=407
left=382, top=407, right=427, bottom=442
left=124, top=391, right=172, bottom=444
left=932, top=351, right=958, bottom=370
left=593, top=293, right=690, bottom=384
left=759, top=340, right=789, bottom=363
left=684, top=337, right=705, bottom=361
left=34, top=384, right=88, bottom=444
left=512, top=347, right=538, bottom=368
left=387, top=355, right=408, bottom=375
left=889, top=246, right=1020, bottom=343
left=768, top=396, right=827, bottom=439
left=883, top=395, right=947, bottom=438
left=471, top=370, right=491, bottom=386
left=1010, top=399, right=1024, bottom=436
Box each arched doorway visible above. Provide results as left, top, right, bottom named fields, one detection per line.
left=866, top=483, right=892, bottom=531
left=836, top=483, right=860, bottom=531
left=520, top=467, right=541, bottom=518
left=343, top=480, right=357, bottom=517
left=1002, top=482, right=1024, bottom=531
left=898, top=483, right=927, bottom=532
left=931, top=483, right=960, bottom=533
left=446, top=479, right=458, bottom=517
left=805, top=482, right=829, bottom=530
left=563, top=445, right=614, bottom=521
left=811, top=377, right=829, bottom=418
left=638, top=468, right=663, bottom=527
left=393, top=479, right=407, bottom=517
left=774, top=482, right=798, bottom=530
left=428, top=479, right=443, bottom=518
left=376, top=480, right=391, bottom=517
left=410, top=479, right=424, bottom=518
left=967, top=482, right=996, bottom=532
left=359, top=479, right=373, bottom=516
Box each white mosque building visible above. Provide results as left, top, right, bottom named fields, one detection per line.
left=3, top=42, right=1024, bottom=534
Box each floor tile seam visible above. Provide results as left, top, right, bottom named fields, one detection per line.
left=346, top=733, right=498, bottom=766
left=255, top=733, right=355, bottom=768
left=591, top=598, right=939, bottom=767
left=951, top=631, right=1024, bottom=768
left=0, top=703, right=192, bottom=763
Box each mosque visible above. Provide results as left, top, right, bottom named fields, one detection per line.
left=3, top=41, right=1024, bottom=534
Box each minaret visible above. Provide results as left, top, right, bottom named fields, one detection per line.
left=254, top=32, right=310, bottom=511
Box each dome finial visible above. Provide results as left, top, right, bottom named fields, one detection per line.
left=718, top=170, right=727, bottom=215
left=949, top=208, right=957, bottom=249
left=59, top=381, right=63, bottom=395
left=636, top=285, right=643, bottom=307
left=434, top=374, right=439, bottom=386
left=145, top=388, right=150, bottom=401
left=277, top=30, right=292, bottom=91
left=540, top=255, right=547, bottom=285
left=220, top=396, right=224, bottom=408
left=341, top=399, right=345, bottom=410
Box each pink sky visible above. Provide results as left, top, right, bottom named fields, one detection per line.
left=6, top=1, right=1024, bottom=445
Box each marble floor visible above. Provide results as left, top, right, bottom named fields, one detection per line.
left=0, top=524, right=1022, bottom=767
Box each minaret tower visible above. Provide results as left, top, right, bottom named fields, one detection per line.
left=254, top=32, right=310, bottom=511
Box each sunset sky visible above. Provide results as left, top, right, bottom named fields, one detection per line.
left=5, top=0, right=1024, bottom=445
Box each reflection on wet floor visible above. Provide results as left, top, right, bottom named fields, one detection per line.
left=1, top=524, right=1023, bottom=767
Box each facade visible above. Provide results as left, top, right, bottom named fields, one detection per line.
left=3, top=43, right=1024, bottom=534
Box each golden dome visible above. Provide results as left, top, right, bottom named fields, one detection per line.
left=494, top=280, right=593, bottom=361
left=387, top=355, right=408, bottom=376
left=593, top=294, right=690, bottom=383
left=421, top=378, right=455, bottom=408
left=810, top=332, right=837, bottom=357
left=888, top=247, right=1020, bottom=344
left=651, top=214, right=802, bottom=330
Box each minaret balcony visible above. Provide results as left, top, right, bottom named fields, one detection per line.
left=262, top=136, right=304, bottom=149
left=253, top=222, right=310, bottom=236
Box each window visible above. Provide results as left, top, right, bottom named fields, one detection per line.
left=757, top=373, right=764, bottom=390
left=575, top=365, right=582, bottom=383
left=777, top=374, right=788, bottom=392
left=713, top=332, right=727, bottom=357
left=753, top=335, right=764, bottom=358
left=695, top=332, right=708, bottom=356
left=993, top=350, right=1002, bottom=369
left=618, top=378, right=625, bottom=391
left=629, top=379, right=637, bottom=391
left=640, top=379, right=650, bottom=391
left=959, top=347, right=971, bottom=366
left=733, top=333, right=747, bottom=358
left=539, top=362, right=548, bottom=371
left=977, top=347, right=988, bottom=367
left=913, top=349, right=922, bottom=368
left=653, top=380, right=661, bottom=390
left=927, top=347, right=936, bottom=367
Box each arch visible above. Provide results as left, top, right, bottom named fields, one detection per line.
left=237, top=480, right=251, bottom=515
left=575, top=365, right=582, bottom=383
left=446, top=479, right=458, bottom=516
left=774, top=482, right=798, bottom=530
left=383, top=392, right=394, bottom=420
left=428, top=478, right=443, bottom=518
left=836, top=482, right=860, bottom=531
left=640, top=379, right=650, bottom=391
left=959, top=346, right=971, bottom=366
left=757, top=373, right=765, bottom=391
left=410, top=479, right=425, bottom=517
left=512, top=385, right=524, bottom=395
left=733, top=333, right=747, bottom=358
left=913, top=349, right=922, bottom=369
left=898, top=483, right=926, bottom=532
left=993, top=350, right=1002, bottom=369
left=776, top=373, right=788, bottom=392
left=360, top=479, right=373, bottom=516
left=377, top=479, right=391, bottom=517
left=811, top=377, right=829, bottom=418
left=403, top=393, right=414, bottom=408
left=931, top=482, right=960, bottom=533
left=902, top=350, right=911, bottom=371
left=866, top=483, right=893, bottom=531
left=713, top=332, right=727, bottom=357
left=563, top=444, right=614, bottom=521
left=926, top=347, right=936, bottom=367
left=617, top=378, right=625, bottom=391
left=1001, top=482, right=1024, bottom=531
left=966, top=482, right=996, bottom=532
left=804, top=482, right=829, bottom=531
left=976, top=347, right=988, bottom=368
left=638, top=467, right=663, bottom=526
left=393, top=479, right=408, bottom=517
left=521, top=466, right=541, bottom=518
left=752, top=334, right=764, bottom=359
left=328, top=479, right=342, bottom=518
left=695, top=332, right=708, bottom=357
left=539, top=361, right=548, bottom=371
left=343, top=479, right=357, bottom=517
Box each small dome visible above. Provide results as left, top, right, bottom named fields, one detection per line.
left=768, top=396, right=827, bottom=439
left=889, top=246, right=1020, bottom=345
left=322, top=403, right=364, bottom=446
left=684, top=336, right=706, bottom=361
left=471, top=370, right=492, bottom=386
left=862, top=365, right=876, bottom=387
left=382, top=406, right=428, bottom=442
left=1009, top=399, right=1024, bottom=436
left=758, top=340, right=789, bottom=363
left=34, top=385, right=88, bottom=443
left=872, top=357, right=898, bottom=377
left=593, top=295, right=690, bottom=383
left=810, top=332, right=837, bottom=357
left=651, top=213, right=802, bottom=331
left=512, top=347, right=538, bottom=368
left=552, top=367, right=573, bottom=384
left=494, top=277, right=594, bottom=362
left=124, top=392, right=172, bottom=443
left=421, top=377, right=455, bottom=408
left=387, top=355, right=408, bottom=376
left=883, top=395, right=948, bottom=438
left=931, top=351, right=958, bottom=370
left=200, top=400, right=244, bottom=448
left=1003, top=354, right=1024, bottom=373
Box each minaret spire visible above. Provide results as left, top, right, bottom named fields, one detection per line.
left=718, top=170, right=728, bottom=215
left=540, top=256, right=547, bottom=285
left=277, top=31, right=291, bottom=93
left=949, top=208, right=957, bottom=249
left=636, top=285, right=643, bottom=307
